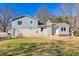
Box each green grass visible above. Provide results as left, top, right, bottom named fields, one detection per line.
left=0, top=37, right=79, bottom=56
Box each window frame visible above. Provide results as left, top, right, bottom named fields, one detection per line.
left=30, top=21, right=33, bottom=24
left=64, top=27, right=66, bottom=31
left=41, top=28, right=43, bottom=32
left=61, top=27, right=66, bottom=31
left=61, top=27, right=63, bottom=31
left=17, top=21, right=22, bottom=25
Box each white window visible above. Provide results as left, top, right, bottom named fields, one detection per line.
left=64, top=27, right=66, bottom=31
left=61, top=27, right=66, bottom=31
left=61, top=27, right=63, bottom=31
left=30, top=21, right=33, bottom=24
left=18, top=21, right=22, bottom=25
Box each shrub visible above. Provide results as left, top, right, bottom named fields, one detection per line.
left=75, top=31, right=79, bottom=36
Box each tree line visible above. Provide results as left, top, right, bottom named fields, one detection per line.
left=36, top=4, right=79, bottom=33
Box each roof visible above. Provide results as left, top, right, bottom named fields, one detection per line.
left=38, top=23, right=70, bottom=28
left=38, top=25, right=47, bottom=28
left=53, top=23, right=70, bottom=27
left=11, top=15, right=39, bottom=21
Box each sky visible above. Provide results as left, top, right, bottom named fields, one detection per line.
left=0, top=3, right=62, bottom=16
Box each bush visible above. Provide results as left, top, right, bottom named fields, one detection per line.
left=75, top=31, right=79, bottom=36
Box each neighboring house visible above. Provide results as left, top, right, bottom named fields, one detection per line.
left=9, top=15, right=70, bottom=37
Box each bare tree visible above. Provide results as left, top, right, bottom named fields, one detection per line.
left=73, top=4, right=79, bottom=31
left=35, top=5, right=54, bottom=24
left=0, top=7, right=18, bottom=32
left=59, top=3, right=79, bottom=31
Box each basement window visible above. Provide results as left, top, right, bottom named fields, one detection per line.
left=36, top=31, right=39, bottom=33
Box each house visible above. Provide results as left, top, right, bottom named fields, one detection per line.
left=9, top=15, right=70, bottom=37
left=52, top=23, right=70, bottom=35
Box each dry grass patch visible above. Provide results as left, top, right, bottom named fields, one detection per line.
left=0, top=36, right=79, bottom=55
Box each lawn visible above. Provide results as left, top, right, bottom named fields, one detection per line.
left=0, top=36, right=79, bottom=56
